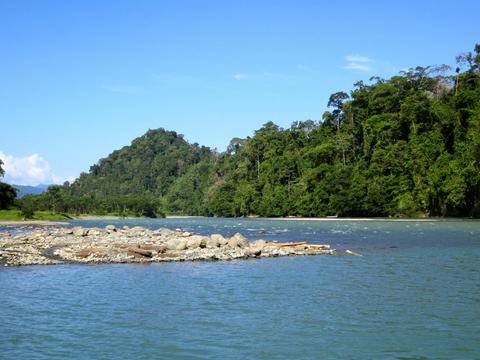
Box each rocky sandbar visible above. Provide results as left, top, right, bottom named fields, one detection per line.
left=0, top=225, right=341, bottom=266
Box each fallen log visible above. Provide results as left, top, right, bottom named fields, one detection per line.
left=305, top=244, right=331, bottom=249
left=265, top=241, right=306, bottom=247
left=265, top=242, right=330, bottom=249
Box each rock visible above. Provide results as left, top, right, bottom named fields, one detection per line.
left=249, top=247, right=262, bottom=257
left=206, top=237, right=219, bottom=249
left=166, top=239, right=179, bottom=250
left=72, top=227, right=88, bottom=237
left=130, top=226, right=145, bottom=232
left=252, top=240, right=266, bottom=249
left=211, top=234, right=227, bottom=246
left=156, top=228, right=173, bottom=237
left=228, top=233, right=249, bottom=248
left=0, top=224, right=335, bottom=266
left=76, top=247, right=97, bottom=258
left=87, top=228, right=102, bottom=236
left=137, top=244, right=167, bottom=253
left=166, top=239, right=188, bottom=251
left=249, top=240, right=266, bottom=256
left=227, top=237, right=239, bottom=248
left=182, top=232, right=192, bottom=237
left=127, top=247, right=153, bottom=258
left=122, top=225, right=130, bottom=230
left=175, top=239, right=187, bottom=251
left=186, top=236, right=204, bottom=249
left=105, top=225, right=117, bottom=233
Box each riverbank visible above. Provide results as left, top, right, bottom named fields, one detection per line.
left=0, top=210, right=72, bottom=222
left=0, top=224, right=341, bottom=266
left=1, top=215, right=473, bottom=227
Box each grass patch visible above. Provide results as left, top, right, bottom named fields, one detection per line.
left=0, top=210, right=72, bottom=221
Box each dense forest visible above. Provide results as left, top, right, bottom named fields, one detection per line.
left=0, top=159, right=17, bottom=210
left=11, top=44, right=480, bottom=218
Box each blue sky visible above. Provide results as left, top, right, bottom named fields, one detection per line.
left=0, top=0, right=479, bottom=185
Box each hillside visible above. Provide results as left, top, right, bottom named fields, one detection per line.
left=68, top=128, right=214, bottom=198
left=39, top=128, right=216, bottom=216
left=205, top=47, right=480, bottom=218
left=23, top=44, right=480, bottom=218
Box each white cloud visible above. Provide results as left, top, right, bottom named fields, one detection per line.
left=343, top=62, right=372, bottom=71
left=233, top=73, right=247, bottom=80
left=0, top=151, right=73, bottom=186
left=343, top=54, right=374, bottom=72
left=345, top=55, right=372, bottom=63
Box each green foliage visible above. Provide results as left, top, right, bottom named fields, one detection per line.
left=21, top=44, right=480, bottom=218
left=204, top=43, right=480, bottom=218
left=0, top=210, right=71, bottom=221
left=20, top=199, right=35, bottom=219
left=0, top=182, right=17, bottom=210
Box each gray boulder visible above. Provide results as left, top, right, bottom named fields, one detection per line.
left=87, top=228, right=102, bottom=236
left=253, top=239, right=266, bottom=248
left=72, top=227, right=88, bottom=237
left=175, top=239, right=187, bottom=251
left=166, top=239, right=180, bottom=250
left=211, top=234, right=228, bottom=246
left=105, top=225, right=117, bottom=233
left=132, top=226, right=145, bottom=231
left=206, top=237, right=219, bottom=249
left=228, top=233, right=249, bottom=248
left=155, top=228, right=174, bottom=237
left=186, top=236, right=204, bottom=249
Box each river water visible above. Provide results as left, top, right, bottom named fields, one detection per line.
left=1, top=218, right=479, bottom=359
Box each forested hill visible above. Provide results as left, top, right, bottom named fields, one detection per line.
left=34, top=44, right=480, bottom=218
left=207, top=46, right=480, bottom=218
left=67, top=128, right=215, bottom=202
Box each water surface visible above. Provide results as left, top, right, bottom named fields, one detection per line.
left=1, top=219, right=479, bottom=359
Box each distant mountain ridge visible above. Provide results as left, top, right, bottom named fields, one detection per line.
left=13, top=184, right=50, bottom=198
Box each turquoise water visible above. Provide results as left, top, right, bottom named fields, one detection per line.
left=1, top=219, right=480, bottom=359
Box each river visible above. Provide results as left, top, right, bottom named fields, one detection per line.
left=1, top=218, right=479, bottom=359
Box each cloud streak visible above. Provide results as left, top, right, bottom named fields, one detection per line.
left=0, top=151, right=73, bottom=185
left=232, top=71, right=297, bottom=81
left=233, top=73, right=247, bottom=80
left=343, top=54, right=373, bottom=72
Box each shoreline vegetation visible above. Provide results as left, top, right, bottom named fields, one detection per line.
left=1, top=212, right=478, bottom=226
left=1, top=44, right=479, bottom=220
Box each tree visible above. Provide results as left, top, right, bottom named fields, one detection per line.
left=20, top=198, right=35, bottom=219
left=47, top=185, right=63, bottom=213
left=0, top=183, right=17, bottom=209
left=19, top=43, right=480, bottom=219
